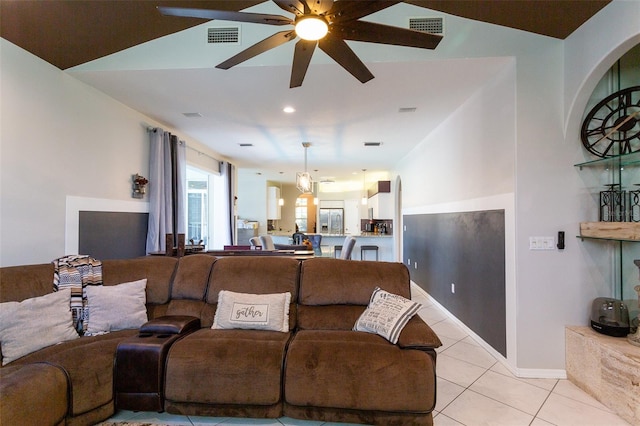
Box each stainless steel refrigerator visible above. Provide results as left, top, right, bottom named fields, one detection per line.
left=319, top=208, right=344, bottom=234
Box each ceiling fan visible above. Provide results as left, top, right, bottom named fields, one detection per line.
left=158, top=1, right=443, bottom=88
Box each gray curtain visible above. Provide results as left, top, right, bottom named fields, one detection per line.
left=220, top=161, right=236, bottom=245
left=175, top=138, right=186, bottom=236
left=146, top=128, right=186, bottom=253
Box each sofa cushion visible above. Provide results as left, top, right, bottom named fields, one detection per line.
left=0, top=263, right=54, bottom=303
left=285, top=330, right=436, bottom=413
left=171, top=255, right=216, bottom=300
left=213, top=290, right=291, bottom=332
left=205, top=257, right=300, bottom=330
left=354, top=287, right=422, bottom=344
left=85, top=279, right=148, bottom=334
left=165, top=328, right=290, bottom=407
left=102, top=257, right=177, bottom=305
left=207, top=257, right=300, bottom=302
left=10, top=330, right=137, bottom=416
left=0, top=363, right=68, bottom=426
left=299, top=258, right=411, bottom=306
left=0, top=288, right=79, bottom=365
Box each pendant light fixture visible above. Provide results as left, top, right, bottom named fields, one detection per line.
left=361, top=169, right=368, bottom=205
left=296, top=142, right=313, bottom=193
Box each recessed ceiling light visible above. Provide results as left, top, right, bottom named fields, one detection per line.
left=283, top=106, right=295, bottom=113
left=182, top=112, right=202, bottom=118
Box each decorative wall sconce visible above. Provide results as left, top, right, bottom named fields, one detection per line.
left=132, top=173, right=148, bottom=199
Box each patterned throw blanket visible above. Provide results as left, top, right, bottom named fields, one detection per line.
left=53, top=255, right=102, bottom=334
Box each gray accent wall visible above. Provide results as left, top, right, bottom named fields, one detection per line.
left=403, top=210, right=506, bottom=357
left=79, top=211, right=148, bottom=260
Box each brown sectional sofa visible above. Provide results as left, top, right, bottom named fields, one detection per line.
left=0, top=255, right=442, bottom=425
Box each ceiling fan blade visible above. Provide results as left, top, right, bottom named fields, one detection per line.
left=335, top=20, right=442, bottom=49
left=326, top=1, right=400, bottom=22
left=273, top=0, right=334, bottom=17
left=216, top=30, right=296, bottom=69
left=290, top=39, right=317, bottom=88
left=302, top=0, right=334, bottom=15
left=273, top=0, right=306, bottom=17
left=318, top=34, right=374, bottom=83
left=157, top=6, right=292, bottom=26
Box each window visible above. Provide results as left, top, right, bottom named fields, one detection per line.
left=186, top=165, right=229, bottom=249
left=295, top=197, right=308, bottom=232
left=187, top=168, right=209, bottom=245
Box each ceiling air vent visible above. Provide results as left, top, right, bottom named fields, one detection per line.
left=363, top=142, right=382, bottom=147
left=208, top=27, right=240, bottom=44
left=408, top=17, right=444, bottom=35
left=239, top=143, right=253, bottom=147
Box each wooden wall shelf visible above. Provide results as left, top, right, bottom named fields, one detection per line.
left=579, top=222, right=640, bottom=241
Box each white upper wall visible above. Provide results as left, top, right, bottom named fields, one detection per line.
left=0, top=39, right=223, bottom=267
left=396, top=0, right=640, bottom=373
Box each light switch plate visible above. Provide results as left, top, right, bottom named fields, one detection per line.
left=529, top=236, right=555, bottom=250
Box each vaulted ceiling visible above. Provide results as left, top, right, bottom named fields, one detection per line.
left=1, top=0, right=611, bottom=184
left=1, top=1, right=610, bottom=70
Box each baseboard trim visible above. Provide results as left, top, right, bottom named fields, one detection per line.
left=411, top=282, right=567, bottom=380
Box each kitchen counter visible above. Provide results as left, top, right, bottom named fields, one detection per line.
left=270, top=233, right=395, bottom=261
left=268, top=232, right=392, bottom=238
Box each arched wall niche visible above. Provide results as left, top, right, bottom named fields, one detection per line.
left=565, top=33, right=640, bottom=139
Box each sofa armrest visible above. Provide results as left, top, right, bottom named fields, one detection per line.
left=396, top=317, right=442, bottom=350
left=139, top=315, right=200, bottom=335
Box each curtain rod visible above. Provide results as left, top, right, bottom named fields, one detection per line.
left=147, top=126, right=221, bottom=164
left=184, top=143, right=221, bottom=165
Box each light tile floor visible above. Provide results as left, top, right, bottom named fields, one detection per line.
left=103, top=286, right=631, bottom=426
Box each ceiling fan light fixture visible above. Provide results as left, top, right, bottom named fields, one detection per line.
left=295, top=16, right=328, bottom=41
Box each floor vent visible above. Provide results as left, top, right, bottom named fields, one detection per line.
left=208, top=27, right=240, bottom=44
left=408, top=17, right=444, bottom=35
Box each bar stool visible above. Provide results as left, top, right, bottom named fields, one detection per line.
left=361, top=245, right=379, bottom=261
left=334, top=245, right=342, bottom=258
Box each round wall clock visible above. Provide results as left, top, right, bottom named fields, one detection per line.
left=581, top=86, right=640, bottom=158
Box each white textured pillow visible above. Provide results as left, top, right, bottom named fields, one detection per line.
left=0, top=289, right=79, bottom=365
left=213, top=290, right=291, bottom=332
left=85, top=279, right=148, bottom=334
left=354, top=287, right=422, bottom=344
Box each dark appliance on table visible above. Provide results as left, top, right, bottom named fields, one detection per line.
left=590, top=297, right=630, bottom=337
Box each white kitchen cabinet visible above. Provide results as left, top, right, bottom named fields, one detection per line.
left=369, top=192, right=393, bottom=219
left=267, top=186, right=281, bottom=220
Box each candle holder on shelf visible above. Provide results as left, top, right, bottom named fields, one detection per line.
left=628, top=184, right=640, bottom=222
left=599, top=184, right=625, bottom=222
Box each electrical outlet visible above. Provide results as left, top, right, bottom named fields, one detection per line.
left=451, top=283, right=455, bottom=293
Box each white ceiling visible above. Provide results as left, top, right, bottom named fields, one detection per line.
left=67, top=1, right=512, bottom=185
